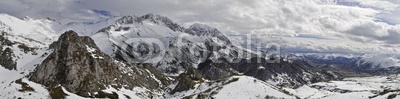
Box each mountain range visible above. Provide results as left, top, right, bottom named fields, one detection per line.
left=0, top=13, right=400, bottom=99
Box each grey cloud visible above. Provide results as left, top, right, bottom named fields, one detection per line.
left=379, top=27, right=400, bottom=44
left=346, top=22, right=400, bottom=44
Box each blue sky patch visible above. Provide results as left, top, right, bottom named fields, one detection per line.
left=92, top=9, right=111, bottom=17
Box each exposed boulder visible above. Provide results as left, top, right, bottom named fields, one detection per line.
left=0, top=47, right=16, bottom=70
left=0, top=33, right=16, bottom=70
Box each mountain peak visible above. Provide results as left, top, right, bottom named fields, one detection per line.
left=189, top=23, right=217, bottom=31
left=22, top=16, right=56, bottom=22
left=58, top=30, right=82, bottom=42
left=187, top=23, right=222, bottom=36
left=50, top=30, right=96, bottom=49
left=113, top=14, right=185, bottom=32
left=0, top=13, right=16, bottom=19
left=0, top=13, right=25, bottom=26
left=60, top=30, right=79, bottom=37
left=140, top=13, right=161, bottom=19
left=140, top=14, right=185, bottom=31
left=186, top=23, right=231, bottom=43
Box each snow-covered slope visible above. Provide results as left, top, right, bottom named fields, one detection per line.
left=0, top=13, right=61, bottom=46
left=285, top=75, right=400, bottom=99
left=212, top=76, right=294, bottom=99
left=60, top=17, right=121, bottom=36
left=166, top=76, right=296, bottom=99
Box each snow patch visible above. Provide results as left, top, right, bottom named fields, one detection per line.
left=85, top=45, right=104, bottom=59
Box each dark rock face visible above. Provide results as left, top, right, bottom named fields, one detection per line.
left=197, top=59, right=238, bottom=80
left=0, top=47, right=16, bottom=70
left=196, top=57, right=339, bottom=87
left=171, top=68, right=204, bottom=94
left=115, top=14, right=185, bottom=32
left=0, top=32, right=14, bottom=46
left=0, top=33, right=16, bottom=70
left=30, top=30, right=170, bottom=98
left=232, top=58, right=338, bottom=87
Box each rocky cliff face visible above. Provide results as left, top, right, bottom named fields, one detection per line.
left=0, top=33, right=16, bottom=70
left=29, top=30, right=171, bottom=98
left=0, top=47, right=16, bottom=70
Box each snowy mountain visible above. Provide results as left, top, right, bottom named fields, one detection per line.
left=0, top=13, right=400, bottom=99
left=296, top=53, right=400, bottom=75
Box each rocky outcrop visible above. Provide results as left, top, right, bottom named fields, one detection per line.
left=171, top=68, right=204, bottom=94
left=29, top=30, right=170, bottom=98
left=0, top=33, right=16, bottom=70
left=197, top=59, right=239, bottom=80
left=0, top=47, right=16, bottom=70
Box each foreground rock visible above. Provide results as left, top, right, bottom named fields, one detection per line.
left=29, top=30, right=171, bottom=98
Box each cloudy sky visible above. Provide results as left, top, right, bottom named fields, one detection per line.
left=0, top=0, right=399, bottom=54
